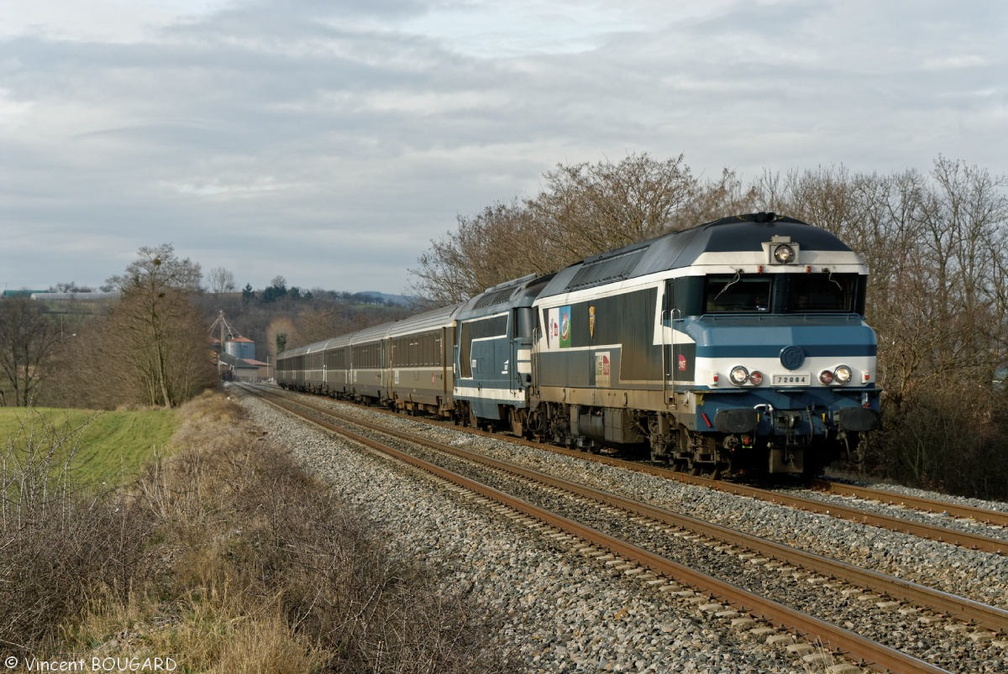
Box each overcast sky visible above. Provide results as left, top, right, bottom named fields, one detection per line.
left=2, top=0, right=1005, bottom=295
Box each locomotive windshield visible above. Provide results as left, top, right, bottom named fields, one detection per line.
left=700, top=273, right=862, bottom=314
left=785, top=273, right=859, bottom=312
left=704, top=275, right=771, bottom=313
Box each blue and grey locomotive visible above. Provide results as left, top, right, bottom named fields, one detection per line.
left=276, top=213, right=880, bottom=477
left=453, top=273, right=554, bottom=434
left=527, top=213, right=880, bottom=475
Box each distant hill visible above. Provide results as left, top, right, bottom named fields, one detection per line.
left=350, top=291, right=419, bottom=307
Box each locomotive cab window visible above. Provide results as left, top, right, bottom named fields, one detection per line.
left=701, top=273, right=866, bottom=315
left=785, top=273, right=861, bottom=313
left=704, top=275, right=772, bottom=313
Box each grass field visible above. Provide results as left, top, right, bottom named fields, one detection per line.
left=0, top=406, right=178, bottom=487
left=1, top=392, right=508, bottom=671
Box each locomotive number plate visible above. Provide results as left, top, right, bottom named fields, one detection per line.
left=772, top=373, right=809, bottom=386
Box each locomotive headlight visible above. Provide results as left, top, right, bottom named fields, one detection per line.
left=819, top=366, right=852, bottom=386
left=729, top=366, right=749, bottom=386
left=773, top=243, right=796, bottom=264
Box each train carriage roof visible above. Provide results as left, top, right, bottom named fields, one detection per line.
left=538, top=213, right=855, bottom=298
left=320, top=334, right=352, bottom=350
left=277, top=304, right=461, bottom=359
left=385, top=302, right=462, bottom=338
left=277, top=343, right=311, bottom=359
left=349, top=321, right=392, bottom=345
left=277, top=334, right=348, bottom=360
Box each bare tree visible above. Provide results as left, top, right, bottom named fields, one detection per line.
left=107, top=244, right=202, bottom=295
left=410, top=201, right=544, bottom=304
left=104, top=244, right=213, bottom=408
left=529, top=153, right=702, bottom=259
left=672, top=168, right=760, bottom=227
left=411, top=153, right=721, bottom=304
left=0, top=297, right=61, bottom=406
left=49, top=282, right=93, bottom=293
left=207, top=267, right=236, bottom=295
left=924, top=157, right=1008, bottom=372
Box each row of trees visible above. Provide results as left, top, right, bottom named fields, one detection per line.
left=0, top=248, right=412, bottom=410
left=0, top=298, right=62, bottom=406
left=412, top=153, right=1008, bottom=497
left=412, top=154, right=755, bottom=304
left=0, top=245, right=217, bottom=409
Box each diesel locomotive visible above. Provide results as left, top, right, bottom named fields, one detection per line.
left=276, top=213, right=881, bottom=477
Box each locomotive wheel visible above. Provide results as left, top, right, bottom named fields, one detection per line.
left=677, top=426, right=721, bottom=476
left=646, top=416, right=670, bottom=463
left=677, top=426, right=694, bottom=467
left=526, top=408, right=547, bottom=441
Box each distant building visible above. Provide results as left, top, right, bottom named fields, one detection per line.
left=224, top=335, right=256, bottom=361
left=29, top=291, right=120, bottom=301
left=210, top=311, right=268, bottom=381
left=217, top=352, right=270, bottom=382
left=1, top=289, right=47, bottom=298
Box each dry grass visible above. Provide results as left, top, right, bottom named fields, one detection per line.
left=76, top=583, right=330, bottom=674
left=0, top=412, right=154, bottom=653
left=2, top=391, right=511, bottom=672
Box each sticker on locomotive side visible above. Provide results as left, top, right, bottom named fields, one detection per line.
left=595, top=351, right=611, bottom=387
left=772, top=373, right=810, bottom=386
left=559, top=306, right=571, bottom=348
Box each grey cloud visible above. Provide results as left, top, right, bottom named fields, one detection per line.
left=1, top=0, right=1005, bottom=293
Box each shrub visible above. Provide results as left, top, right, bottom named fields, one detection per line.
left=0, top=413, right=154, bottom=654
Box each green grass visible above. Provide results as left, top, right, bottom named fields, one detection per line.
left=0, top=407, right=178, bottom=487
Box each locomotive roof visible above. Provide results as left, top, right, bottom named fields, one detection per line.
left=456, top=272, right=555, bottom=320
left=538, top=213, right=856, bottom=297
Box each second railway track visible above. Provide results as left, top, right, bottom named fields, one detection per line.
left=239, top=383, right=1006, bottom=673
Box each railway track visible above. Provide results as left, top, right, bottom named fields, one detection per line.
left=240, top=384, right=1007, bottom=673
left=689, top=475, right=1007, bottom=556
left=266, top=384, right=1008, bottom=555
left=807, top=479, right=1008, bottom=529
